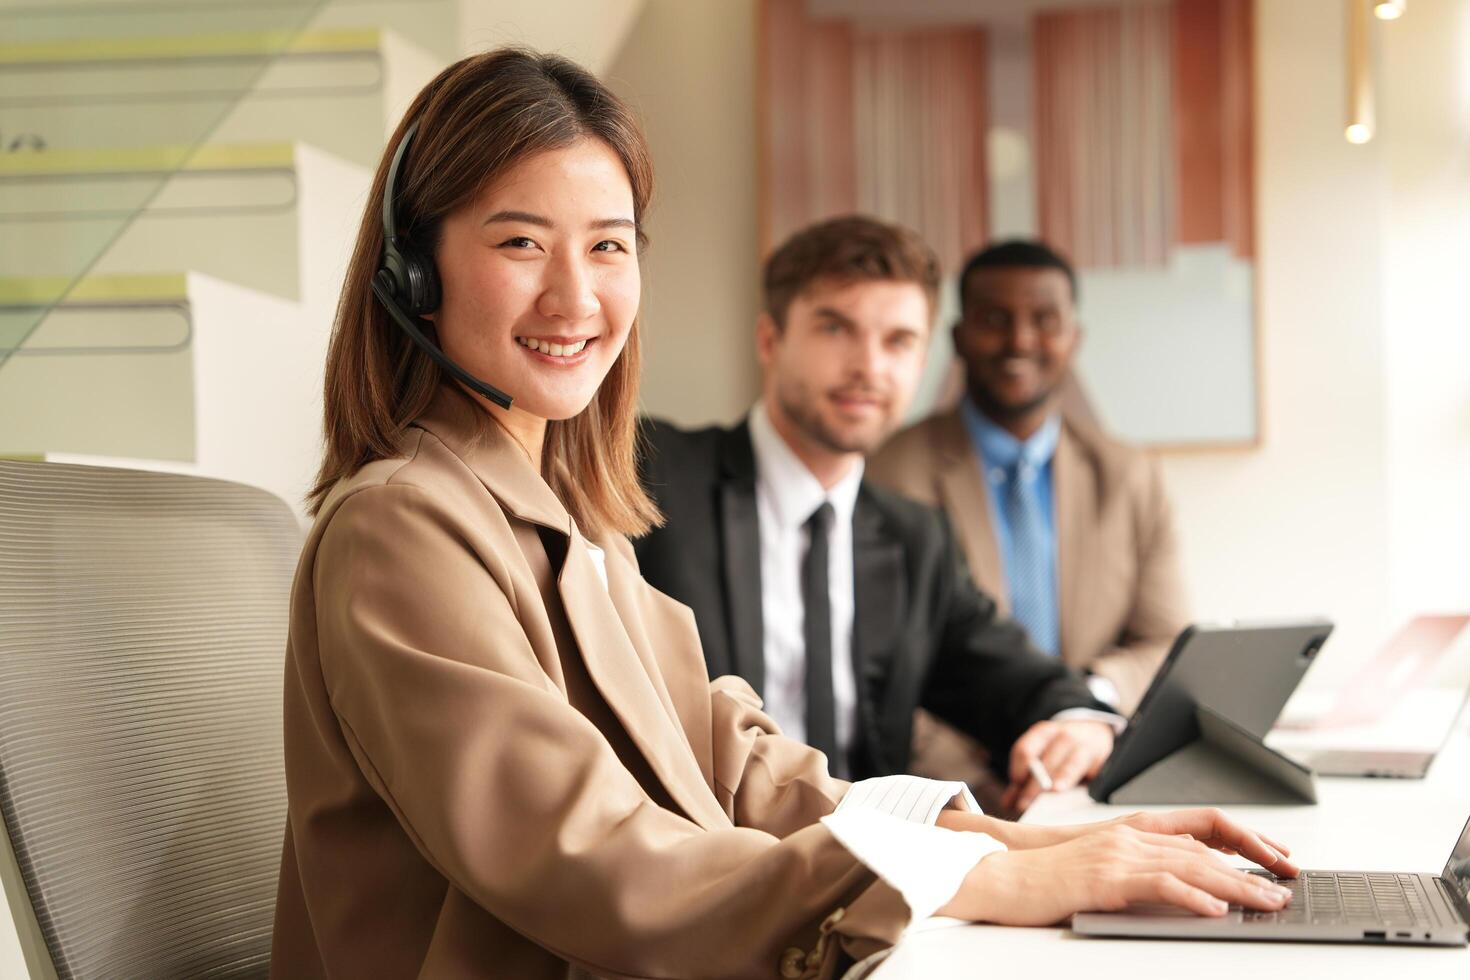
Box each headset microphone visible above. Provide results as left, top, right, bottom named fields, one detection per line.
left=369, top=275, right=514, bottom=409
left=373, top=120, right=514, bottom=410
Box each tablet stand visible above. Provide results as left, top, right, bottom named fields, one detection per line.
left=1109, top=704, right=1317, bottom=805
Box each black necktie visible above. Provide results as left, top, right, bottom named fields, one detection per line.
left=802, top=502, right=839, bottom=770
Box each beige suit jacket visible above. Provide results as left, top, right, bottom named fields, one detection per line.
left=271, top=391, right=909, bottom=980
left=869, top=407, right=1189, bottom=714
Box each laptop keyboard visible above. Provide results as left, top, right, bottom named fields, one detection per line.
left=1241, top=871, right=1435, bottom=927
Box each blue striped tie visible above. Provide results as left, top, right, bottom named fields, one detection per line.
left=1001, top=459, right=1057, bottom=656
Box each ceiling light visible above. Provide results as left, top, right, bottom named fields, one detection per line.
left=1346, top=0, right=1375, bottom=143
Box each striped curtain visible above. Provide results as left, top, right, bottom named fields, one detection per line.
left=852, top=30, right=988, bottom=273
left=1033, top=3, right=1175, bottom=270
left=760, top=0, right=858, bottom=250
left=759, top=0, right=988, bottom=271
left=1033, top=0, right=1254, bottom=270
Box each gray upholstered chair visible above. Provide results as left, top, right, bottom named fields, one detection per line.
left=0, top=460, right=301, bottom=979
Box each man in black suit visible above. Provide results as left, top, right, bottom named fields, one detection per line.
left=636, top=216, right=1122, bottom=813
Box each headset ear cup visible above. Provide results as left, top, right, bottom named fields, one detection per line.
left=380, top=241, right=439, bottom=316
left=419, top=256, right=441, bottom=313
left=379, top=243, right=411, bottom=305
left=372, top=268, right=397, bottom=304
left=405, top=250, right=441, bottom=315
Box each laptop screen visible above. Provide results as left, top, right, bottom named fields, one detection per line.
left=1445, top=813, right=1470, bottom=909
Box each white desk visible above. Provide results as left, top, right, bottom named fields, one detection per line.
left=871, top=719, right=1470, bottom=978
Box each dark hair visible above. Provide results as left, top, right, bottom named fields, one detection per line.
left=309, top=47, right=660, bottom=537
left=958, top=239, right=1078, bottom=314
left=762, top=215, right=941, bottom=328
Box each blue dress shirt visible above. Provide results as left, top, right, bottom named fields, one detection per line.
left=960, top=398, right=1062, bottom=657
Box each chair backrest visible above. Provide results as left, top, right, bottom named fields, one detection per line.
left=0, top=460, right=301, bottom=980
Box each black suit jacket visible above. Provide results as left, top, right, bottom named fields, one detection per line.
left=634, top=417, right=1108, bottom=781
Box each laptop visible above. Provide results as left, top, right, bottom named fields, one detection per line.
left=1293, top=694, right=1469, bottom=779
left=1281, top=615, right=1470, bottom=778
left=1072, top=810, right=1470, bottom=946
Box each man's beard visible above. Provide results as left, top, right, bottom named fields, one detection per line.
left=777, top=384, right=891, bottom=456
left=969, top=375, right=1056, bottom=423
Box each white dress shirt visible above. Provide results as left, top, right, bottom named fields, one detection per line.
left=585, top=543, right=608, bottom=588
left=748, top=401, right=864, bottom=765
left=748, top=402, right=1122, bottom=768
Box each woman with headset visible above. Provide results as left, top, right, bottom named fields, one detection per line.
left=272, top=48, right=1297, bottom=979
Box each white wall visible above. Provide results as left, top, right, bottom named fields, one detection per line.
left=605, top=0, right=763, bottom=427
left=1161, top=0, right=1390, bottom=672
left=1077, top=244, right=1257, bottom=444
left=1161, top=0, right=1470, bottom=682
left=457, top=0, right=645, bottom=72
left=1380, top=1, right=1470, bottom=623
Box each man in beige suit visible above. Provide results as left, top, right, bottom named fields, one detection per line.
left=871, top=240, right=1189, bottom=718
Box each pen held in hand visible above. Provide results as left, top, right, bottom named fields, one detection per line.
left=1027, top=757, right=1054, bottom=793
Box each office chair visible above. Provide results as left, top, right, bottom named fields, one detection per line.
left=0, top=460, right=301, bottom=979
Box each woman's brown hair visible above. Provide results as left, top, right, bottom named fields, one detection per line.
left=308, top=48, right=661, bottom=538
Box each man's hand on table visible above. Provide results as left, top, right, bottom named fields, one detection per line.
left=1001, top=719, right=1116, bottom=815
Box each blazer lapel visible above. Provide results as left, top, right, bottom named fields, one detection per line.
left=932, top=411, right=1007, bottom=611
left=559, top=529, right=729, bottom=831
left=604, top=545, right=717, bottom=788
left=412, top=389, right=571, bottom=533
left=717, top=423, right=766, bottom=696
left=1054, top=427, right=1096, bottom=670
left=851, top=491, right=906, bottom=775
left=416, top=389, right=729, bottom=831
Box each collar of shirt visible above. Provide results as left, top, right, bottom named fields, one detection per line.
left=748, top=400, right=864, bottom=529
left=960, top=397, right=1062, bottom=483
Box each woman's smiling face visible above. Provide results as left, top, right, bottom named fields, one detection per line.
left=430, top=136, right=640, bottom=422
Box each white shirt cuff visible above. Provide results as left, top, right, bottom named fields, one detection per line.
left=1084, top=673, right=1123, bottom=710
left=834, top=774, right=978, bottom=824
left=822, top=776, right=1005, bottom=926
left=1052, top=706, right=1126, bottom=734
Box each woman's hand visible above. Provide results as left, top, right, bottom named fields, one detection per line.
left=940, top=806, right=1297, bottom=878
left=1090, top=809, right=1298, bottom=876
left=1022, top=808, right=1298, bottom=876
left=936, top=821, right=1296, bottom=926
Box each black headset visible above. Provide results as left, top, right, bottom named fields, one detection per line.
left=370, top=120, right=514, bottom=409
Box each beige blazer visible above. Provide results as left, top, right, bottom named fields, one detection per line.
left=869, top=407, right=1189, bottom=714
left=271, top=391, right=909, bottom=980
